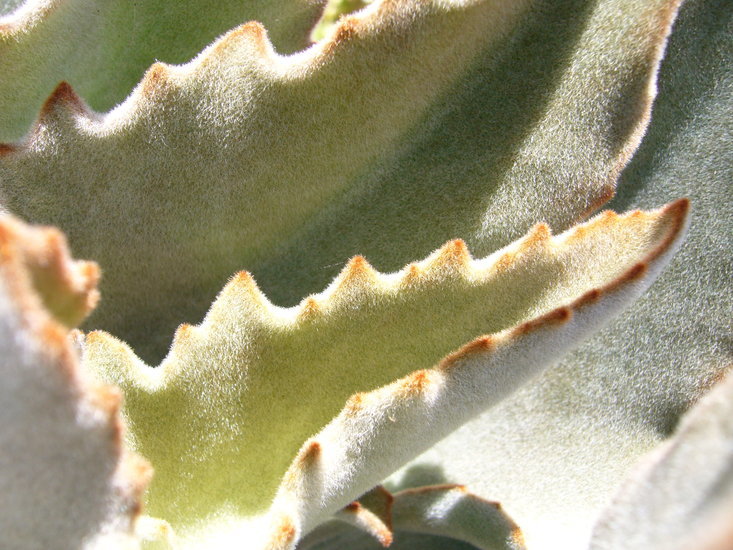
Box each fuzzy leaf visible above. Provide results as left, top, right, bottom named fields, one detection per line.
left=84, top=201, right=688, bottom=548
left=589, top=369, right=733, bottom=550
left=389, top=1, right=731, bottom=547
left=390, top=485, right=524, bottom=550
left=0, top=215, right=99, bottom=327
left=0, top=0, right=323, bottom=139
left=0, top=214, right=150, bottom=549
left=0, top=0, right=678, bottom=362
left=301, top=484, right=525, bottom=550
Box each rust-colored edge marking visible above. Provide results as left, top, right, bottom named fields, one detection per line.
left=0, top=213, right=152, bottom=536
left=392, top=483, right=526, bottom=549
left=440, top=198, right=688, bottom=370
left=0, top=217, right=100, bottom=326
left=576, top=0, right=684, bottom=221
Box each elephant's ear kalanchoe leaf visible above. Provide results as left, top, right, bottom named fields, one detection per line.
left=0, top=214, right=151, bottom=549
left=0, top=215, right=99, bottom=327
left=392, top=2, right=731, bottom=547
left=0, top=0, right=680, bottom=362
left=589, top=368, right=733, bottom=550
left=84, top=200, right=688, bottom=548
left=0, top=0, right=323, bottom=140
left=300, top=484, right=525, bottom=550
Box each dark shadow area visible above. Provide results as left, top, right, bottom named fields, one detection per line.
left=255, top=0, right=598, bottom=307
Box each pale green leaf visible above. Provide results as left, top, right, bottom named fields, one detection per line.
left=0, top=215, right=150, bottom=549
left=0, top=0, right=323, bottom=139
left=0, top=0, right=678, bottom=363
left=390, top=485, right=524, bottom=550
left=389, top=1, right=731, bottom=548
left=84, top=201, right=688, bottom=548
left=301, top=484, right=524, bottom=550
left=589, top=370, right=733, bottom=550
left=0, top=213, right=99, bottom=327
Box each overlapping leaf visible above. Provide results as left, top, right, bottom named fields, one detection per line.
left=589, top=369, right=733, bottom=550
left=301, top=484, right=525, bottom=550
left=0, top=0, right=678, bottom=363
left=389, top=1, right=731, bottom=548
left=84, top=201, right=688, bottom=548
left=0, top=215, right=150, bottom=549
left=0, top=0, right=323, bottom=140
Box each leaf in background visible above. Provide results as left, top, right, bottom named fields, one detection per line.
left=589, top=369, right=733, bottom=550
left=388, top=1, right=731, bottom=548
left=301, top=484, right=525, bottom=550
left=0, top=215, right=150, bottom=549
left=0, top=0, right=324, bottom=140
left=0, top=0, right=678, bottom=363
left=84, top=201, right=688, bottom=548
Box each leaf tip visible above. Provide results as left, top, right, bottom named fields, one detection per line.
left=40, top=80, right=84, bottom=120
left=399, top=369, right=433, bottom=396
left=298, top=296, right=322, bottom=321
left=272, top=516, right=298, bottom=547
left=212, top=20, right=270, bottom=60
left=340, top=255, right=379, bottom=287
left=345, top=392, right=365, bottom=417
left=141, top=62, right=172, bottom=98
left=298, top=440, right=322, bottom=468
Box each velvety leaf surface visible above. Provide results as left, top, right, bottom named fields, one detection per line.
left=390, top=485, right=524, bottom=549
left=0, top=214, right=99, bottom=327
left=84, top=202, right=687, bottom=548
left=301, top=523, right=481, bottom=550
left=0, top=0, right=324, bottom=140
left=0, top=0, right=677, bottom=362
left=0, top=215, right=150, bottom=549
left=301, top=484, right=524, bottom=550
left=589, top=370, right=733, bottom=550
left=389, top=1, right=731, bottom=548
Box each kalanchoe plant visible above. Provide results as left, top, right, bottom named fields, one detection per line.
left=0, top=0, right=730, bottom=549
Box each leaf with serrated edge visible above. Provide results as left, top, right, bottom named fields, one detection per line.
left=0, top=0, right=678, bottom=362
left=390, top=2, right=731, bottom=548
left=84, top=200, right=688, bottom=548
left=0, top=214, right=150, bottom=549
left=0, top=0, right=323, bottom=139
left=589, top=368, right=733, bottom=550
left=317, top=486, right=394, bottom=548
left=390, top=485, right=524, bottom=550
left=0, top=215, right=99, bottom=327
left=300, top=484, right=524, bottom=550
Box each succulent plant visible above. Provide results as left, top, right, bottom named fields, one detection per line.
left=0, top=0, right=729, bottom=549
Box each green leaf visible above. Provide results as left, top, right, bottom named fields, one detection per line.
left=0, top=215, right=150, bottom=549
left=302, top=484, right=525, bottom=550
left=0, top=0, right=678, bottom=363
left=0, top=0, right=323, bottom=139
left=388, top=1, right=731, bottom=547
left=589, top=370, right=733, bottom=550
left=84, top=201, right=688, bottom=547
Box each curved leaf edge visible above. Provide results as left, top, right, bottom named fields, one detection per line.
left=127, top=198, right=689, bottom=549
left=0, top=212, right=151, bottom=548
